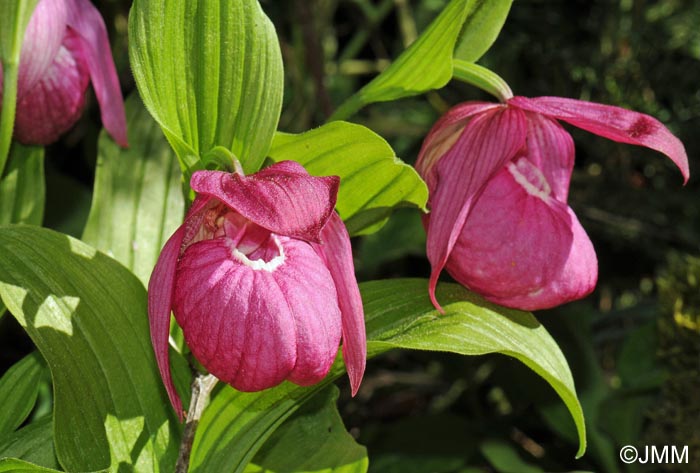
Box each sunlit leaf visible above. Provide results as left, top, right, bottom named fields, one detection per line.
left=0, top=225, right=189, bottom=472
left=331, top=0, right=512, bottom=120
left=129, top=0, right=284, bottom=176
left=190, top=279, right=586, bottom=472
left=269, top=122, right=427, bottom=235
left=82, top=94, right=184, bottom=286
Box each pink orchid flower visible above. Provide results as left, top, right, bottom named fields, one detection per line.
left=0, top=0, right=127, bottom=146
left=148, top=161, right=367, bottom=418
left=416, top=96, right=689, bottom=312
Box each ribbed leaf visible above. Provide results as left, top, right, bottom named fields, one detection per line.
left=269, top=122, right=427, bottom=235
left=0, top=418, right=58, bottom=470
left=129, top=0, right=284, bottom=176
left=331, top=0, right=511, bottom=120
left=0, top=458, right=75, bottom=473
left=82, top=94, right=183, bottom=286
left=0, top=143, right=45, bottom=226
left=245, top=386, right=368, bottom=473
left=453, top=0, right=513, bottom=62
left=0, top=352, right=43, bottom=436
left=0, top=225, right=187, bottom=472
left=190, top=279, right=586, bottom=472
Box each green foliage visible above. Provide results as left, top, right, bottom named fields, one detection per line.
left=331, top=0, right=512, bottom=120
left=0, top=144, right=44, bottom=226
left=269, top=122, right=428, bottom=235
left=129, top=0, right=284, bottom=176
left=0, top=225, right=189, bottom=472
left=0, top=352, right=43, bottom=437
left=82, top=94, right=184, bottom=286
left=0, top=418, right=58, bottom=470
left=189, top=279, right=585, bottom=473
left=246, top=386, right=368, bottom=473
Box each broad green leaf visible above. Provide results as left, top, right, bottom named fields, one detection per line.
left=480, top=439, right=543, bottom=473
left=82, top=94, right=184, bottom=286
left=129, top=0, right=284, bottom=176
left=453, top=0, right=513, bottom=62
left=0, top=352, right=43, bottom=436
left=190, top=279, right=585, bottom=472
left=0, top=418, right=58, bottom=470
left=269, top=122, right=427, bottom=235
left=0, top=0, right=39, bottom=172
left=0, top=458, right=73, bottom=473
left=246, top=386, right=367, bottom=473
left=0, top=143, right=45, bottom=226
left=0, top=225, right=186, bottom=472
left=331, top=0, right=511, bottom=120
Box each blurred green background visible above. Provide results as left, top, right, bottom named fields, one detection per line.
left=1, top=1, right=699, bottom=472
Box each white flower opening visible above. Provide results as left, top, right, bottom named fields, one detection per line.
left=507, top=157, right=552, bottom=202
left=229, top=234, right=286, bottom=272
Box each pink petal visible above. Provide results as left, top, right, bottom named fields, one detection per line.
left=65, top=0, right=127, bottom=147
left=172, top=236, right=341, bottom=391
left=190, top=162, right=340, bottom=242
left=147, top=225, right=186, bottom=420
left=17, top=0, right=68, bottom=95
left=14, top=30, right=90, bottom=146
left=445, top=158, right=598, bottom=310
left=415, top=101, right=501, bottom=189
left=311, top=213, right=366, bottom=395
left=509, top=96, right=689, bottom=183
left=423, top=106, right=528, bottom=311
left=522, top=113, right=574, bottom=202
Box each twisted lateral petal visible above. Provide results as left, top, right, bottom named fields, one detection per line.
left=190, top=162, right=340, bottom=242
left=415, top=102, right=500, bottom=188
left=172, top=237, right=342, bottom=392
left=509, top=96, right=689, bottom=183
left=147, top=225, right=186, bottom=419
left=522, top=113, right=575, bottom=202
left=312, top=213, right=366, bottom=395
left=14, top=31, right=89, bottom=145
left=65, top=0, right=127, bottom=147
left=16, top=0, right=68, bottom=95
left=425, top=107, right=528, bottom=311
left=446, top=160, right=598, bottom=310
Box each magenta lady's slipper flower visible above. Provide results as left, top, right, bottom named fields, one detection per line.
left=0, top=0, right=127, bottom=146
left=416, top=96, right=689, bottom=311
left=148, top=161, right=366, bottom=417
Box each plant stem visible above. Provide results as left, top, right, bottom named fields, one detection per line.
left=0, top=60, right=19, bottom=177
left=175, top=373, right=218, bottom=473
left=452, top=60, right=513, bottom=102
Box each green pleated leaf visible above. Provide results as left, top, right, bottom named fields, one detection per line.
left=190, top=279, right=585, bottom=472
left=453, top=0, right=513, bottom=62
left=269, top=122, right=427, bottom=236
left=0, top=418, right=59, bottom=470
left=0, top=143, right=45, bottom=226
left=82, top=94, right=183, bottom=286
left=0, top=352, right=43, bottom=436
left=0, top=458, right=77, bottom=473
left=0, top=225, right=187, bottom=472
left=332, top=0, right=511, bottom=120
left=245, top=386, right=367, bottom=473
left=129, top=0, right=284, bottom=176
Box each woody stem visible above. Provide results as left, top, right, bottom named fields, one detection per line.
left=175, top=373, right=218, bottom=473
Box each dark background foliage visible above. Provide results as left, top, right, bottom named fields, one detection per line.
left=1, top=1, right=698, bottom=472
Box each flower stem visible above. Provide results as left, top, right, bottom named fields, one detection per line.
left=175, top=373, right=218, bottom=473
left=452, top=60, right=513, bottom=102
left=0, top=60, right=20, bottom=177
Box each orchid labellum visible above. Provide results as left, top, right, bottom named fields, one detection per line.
left=0, top=0, right=127, bottom=146
left=148, top=161, right=366, bottom=417
left=417, top=96, right=689, bottom=311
